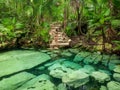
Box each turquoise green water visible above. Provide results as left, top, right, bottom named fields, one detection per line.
left=0, top=49, right=120, bottom=90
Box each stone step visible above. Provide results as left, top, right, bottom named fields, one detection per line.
left=50, top=43, right=69, bottom=46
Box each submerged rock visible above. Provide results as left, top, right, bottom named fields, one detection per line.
left=62, top=61, right=82, bottom=70
left=102, top=55, right=110, bottom=66
left=91, top=71, right=111, bottom=83
left=0, top=72, right=35, bottom=90
left=83, top=52, right=100, bottom=64
left=68, top=49, right=79, bottom=54
left=49, top=63, right=73, bottom=78
left=110, top=54, right=119, bottom=60
left=100, top=86, right=107, bottom=90
left=57, top=83, right=67, bottom=90
left=44, top=59, right=66, bottom=67
left=93, top=55, right=102, bottom=64
left=113, top=65, right=120, bottom=73
left=62, top=70, right=89, bottom=88
left=113, top=73, right=120, bottom=82
left=73, top=52, right=90, bottom=62
left=61, top=51, right=73, bottom=57
left=48, top=60, right=82, bottom=78
left=83, top=56, right=94, bottom=64
left=0, top=50, right=51, bottom=78
left=17, top=74, right=56, bottom=90
left=79, top=65, right=95, bottom=74
left=98, top=69, right=112, bottom=76
left=108, top=63, right=116, bottom=71
left=107, top=81, right=120, bottom=90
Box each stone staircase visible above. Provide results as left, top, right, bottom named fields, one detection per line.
left=49, top=23, right=71, bottom=49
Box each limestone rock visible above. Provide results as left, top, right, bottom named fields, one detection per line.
left=102, top=55, right=110, bottom=66
left=57, top=83, right=67, bottom=90
left=91, top=71, right=111, bottom=83
left=108, top=63, right=116, bottom=71
left=109, top=60, right=120, bottom=69
left=49, top=63, right=73, bottom=78
left=16, top=74, right=56, bottom=90
left=37, top=66, right=45, bottom=70
left=0, top=50, right=51, bottom=78
left=44, top=59, right=66, bottom=68
left=28, top=80, right=56, bottom=90
left=79, top=65, right=95, bottom=74
left=61, top=51, right=73, bottom=57
left=52, top=50, right=61, bottom=54
left=98, top=69, right=112, bottom=76
left=83, top=52, right=101, bottom=64
left=40, top=50, right=49, bottom=53
left=107, top=81, right=120, bottom=90
left=83, top=56, right=94, bottom=64
left=62, top=61, right=82, bottom=70
left=50, top=54, right=58, bottom=58
left=100, top=86, right=107, bottom=90
left=73, top=52, right=90, bottom=62
left=0, top=72, right=35, bottom=90
left=110, top=54, right=119, bottom=60
left=93, top=55, right=102, bottom=64
left=68, top=49, right=79, bottom=54
left=62, top=70, right=89, bottom=88
left=113, top=73, right=120, bottom=82
left=114, top=65, right=120, bottom=73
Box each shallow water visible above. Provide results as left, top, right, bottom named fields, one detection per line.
left=0, top=49, right=120, bottom=90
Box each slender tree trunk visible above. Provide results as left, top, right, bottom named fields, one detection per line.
left=63, top=0, right=69, bottom=30
left=101, top=26, right=105, bottom=52
left=108, top=0, right=113, bottom=15
left=75, top=0, right=84, bottom=35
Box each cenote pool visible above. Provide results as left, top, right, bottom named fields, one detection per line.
left=0, top=49, right=120, bottom=90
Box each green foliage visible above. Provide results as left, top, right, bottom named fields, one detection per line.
left=112, top=40, right=120, bottom=50
left=111, top=20, right=120, bottom=28
left=0, top=0, right=120, bottom=50
left=65, top=22, right=77, bottom=36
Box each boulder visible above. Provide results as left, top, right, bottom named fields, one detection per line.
left=24, top=80, right=56, bottom=90
left=98, top=69, right=112, bottom=76
left=100, top=86, right=107, bottom=90
left=62, top=61, right=82, bottom=70
left=91, top=71, right=110, bottom=83
left=114, top=65, right=120, bottom=73
left=113, top=73, right=120, bottom=82
left=83, top=56, right=94, bottom=64
left=61, top=51, right=73, bottom=57
left=108, top=63, right=116, bottom=71
left=44, top=59, right=66, bottom=67
left=49, top=63, right=73, bottom=78
left=36, top=66, right=45, bottom=70
left=102, top=55, right=110, bottom=66
left=16, top=74, right=56, bottom=90
left=50, top=54, right=58, bottom=58
left=107, top=81, right=120, bottom=90
left=110, top=54, right=119, bottom=60
left=62, top=70, right=89, bottom=88
left=0, top=50, right=51, bottom=78
left=73, top=52, right=90, bottom=62
left=52, top=50, right=61, bottom=54
left=79, top=65, right=95, bottom=74
left=57, top=83, right=67, bottom=90
left=40, top=50, right=49, bottom=53
left=0, top=72, right=35, bottom=90
left=68, top=49, right=79, bottom=54
left=83, top=52, right=100, bottom=64
left=93, top=55, right=102, bottom=64
left=109, top=60, right=120, bottom=66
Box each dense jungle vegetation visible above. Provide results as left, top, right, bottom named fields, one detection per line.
left=0, top=0, right=120, bottom=54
